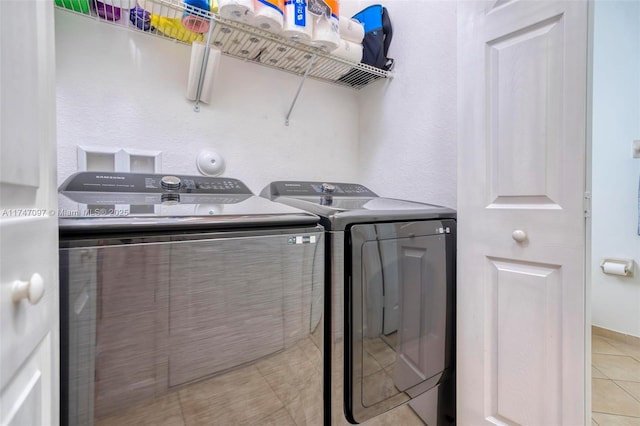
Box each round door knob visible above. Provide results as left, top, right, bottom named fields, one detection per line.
left=12, top=273, right=45, bottom=305
left=160, top=175, right=182, bottom=191
left=512, top=230, right=528, bottom=243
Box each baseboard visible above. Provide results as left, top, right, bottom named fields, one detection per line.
left=592, top=325, right=640, bottom=346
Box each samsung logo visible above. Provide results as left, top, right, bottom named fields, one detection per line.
left=287, top=235, right=317, bottom=245
left=284, top=183, right=302, bottom=187
left=96, top=175, right=125, bottom=180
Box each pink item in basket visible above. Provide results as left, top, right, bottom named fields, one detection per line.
left=182, top=15, right=210, bottom=33
left=182, top=0, right=211, bottom=33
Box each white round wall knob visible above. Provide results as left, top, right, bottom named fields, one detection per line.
left=12, top=273, right=45, bottom=305
left=196, top=149, right=226, bottom=177
left=511, top=230, right=528, bottom=243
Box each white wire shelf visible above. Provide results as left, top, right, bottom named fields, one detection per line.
left=54, top=0, right=392, bottom=90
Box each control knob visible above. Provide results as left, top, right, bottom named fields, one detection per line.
left=321, top=183, right=335, bottom=193
left=161, top=175, right=182, bottom=191
left=161, top=193, right=181, bottom=205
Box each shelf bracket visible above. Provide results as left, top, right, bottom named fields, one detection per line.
left=285, top=54, right=317, bottom=126
left=194, top=17, right=217, bottom=113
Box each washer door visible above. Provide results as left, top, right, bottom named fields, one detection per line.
left=346, top=221, right=453, bottom=423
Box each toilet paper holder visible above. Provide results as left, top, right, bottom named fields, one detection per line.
left=600, top=258, right=635, bottom=277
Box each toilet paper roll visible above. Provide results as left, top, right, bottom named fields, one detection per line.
left=332, top=38, right=362, bottom=63
left=338, top=16, right=364, bottom=43
left=282, top=0, right=312, bottom=42
left=219, top=0, right=254, bottom=23
left=601, top=262, right=629, bottom=276
left=187, top=42, right=221, bottom=104
left=311, top=14, right=339, bottom=51
left=253, top=0, right=283, bottom=33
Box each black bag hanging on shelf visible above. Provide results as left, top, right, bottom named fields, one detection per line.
left=353, top=4, right=394, bottom=71
left=337, top=4, right=393, bottom=87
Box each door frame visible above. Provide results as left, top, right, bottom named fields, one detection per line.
left=585, top=0, right=595, bottom=419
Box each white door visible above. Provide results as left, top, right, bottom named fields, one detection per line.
left=457, top=1, right=588, bottom=425
left=0, top=1, right=59, bottom=425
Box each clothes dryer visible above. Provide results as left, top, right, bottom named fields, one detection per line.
left=262, top=181, right=456, bottom=425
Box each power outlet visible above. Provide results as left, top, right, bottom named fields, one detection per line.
left=633, top=140, right=640, bottom=158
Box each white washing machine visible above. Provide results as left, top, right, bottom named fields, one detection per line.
left=262, top=181, right=456, bottom=425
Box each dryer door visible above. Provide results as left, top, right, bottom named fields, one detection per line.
left=346, top=220, right=454, bottom=423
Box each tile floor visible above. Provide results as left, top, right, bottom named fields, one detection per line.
left=94, top=332, right=427, bottom=426
left=95, top=336, right=324, bottom=426
left=95, top=326, right=640, bottom=426
left=592, top=327, right=640, bottom=426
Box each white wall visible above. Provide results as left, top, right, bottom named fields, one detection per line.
left=351, top=0, right=457, bottom=208
left=55, top=2, right=458, bottom=205
left=591, top=0, right=640, bottom=337
left=55, top=10, right=360, bottom=194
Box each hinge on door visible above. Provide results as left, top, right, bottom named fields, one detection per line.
left=584, top=192, right=592, bottom=218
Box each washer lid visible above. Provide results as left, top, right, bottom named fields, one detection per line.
left=58, top=172, right=320, bottom=232
left=261, top=181, right=456, bottom=230
left=263, top=180, right=378, bottom=198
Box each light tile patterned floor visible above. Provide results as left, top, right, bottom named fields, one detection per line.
left=93, top=326, right=640, bottom=425
left=592, top=327, right=640, bottom=426
left=96, top=337, right=323, bottom=426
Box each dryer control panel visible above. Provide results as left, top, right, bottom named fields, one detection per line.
left=266, top=181, right=378, bottom=197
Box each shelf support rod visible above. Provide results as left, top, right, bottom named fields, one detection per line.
left=194, top=14, right=216, bottom=113
left=285, top=54, right=317, bottom=126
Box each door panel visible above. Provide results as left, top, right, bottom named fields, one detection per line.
left=1, top=2, right=42, bottom=192
left=486, top=258, right=562, bottom=426
left=488, top=14, right=564, bottom=207
left=0, top=0, right=58, bottom=424
left=0, top=333, right=52, bottom=426
left=458, top=1, right=588, bottom=424
left=348, top=221, right=454, bottom=424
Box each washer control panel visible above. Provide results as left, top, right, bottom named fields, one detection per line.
left=61, top=172, right=251, bottom=194
left=268, top=181, right=377, bottom=197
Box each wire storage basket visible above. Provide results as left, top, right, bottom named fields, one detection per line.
left=54, top=0, right=392, bottom=90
